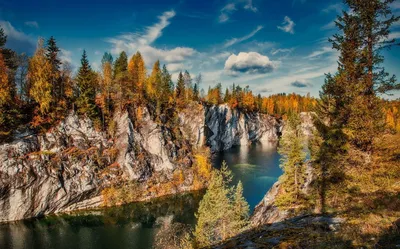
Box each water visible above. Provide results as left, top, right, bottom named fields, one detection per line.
left=212, top=142, right=282, bottom=210
left=0, top=142, right=281, bottom=249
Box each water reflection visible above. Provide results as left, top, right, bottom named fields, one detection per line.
left=0, top=192, right=204, bottom=249
left=0, top=142, right=282, bottom=249
left=212, top=142, right=282, bottom=210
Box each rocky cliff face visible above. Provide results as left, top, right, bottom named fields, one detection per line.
left=250, top=112, right=315, bottom=226
left=0, top=103, right=281, bottom=222
left=203, top=104, right=280, bottom=152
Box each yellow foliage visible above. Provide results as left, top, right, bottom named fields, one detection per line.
left=0, top=52, right=11, bottom=106
left=28, top=39, right=53, bottom=115
left=194, top=148, right=212, bottom=180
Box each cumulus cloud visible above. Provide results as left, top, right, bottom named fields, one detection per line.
left=291, top=80, right=312, bottom=88
left=223, top=25, right=263, bottom=48
left=224, top=52, right=278, bottom=76
left=0, top=20, right=36, bottom=54
left=277, top=16, right=295, bottom=34
left=106, top=10, right=196, bottom=71
left=24, top=21, right=39, bottom=29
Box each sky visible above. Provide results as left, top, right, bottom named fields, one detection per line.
left=1, top=0, right=399, bottom=98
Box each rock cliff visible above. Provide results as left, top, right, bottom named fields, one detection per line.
left=0, top=103, right=281, bottom=222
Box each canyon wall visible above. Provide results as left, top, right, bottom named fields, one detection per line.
left=0, top=103, right=281, bottom=222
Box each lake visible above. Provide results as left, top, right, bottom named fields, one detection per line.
left=0, top=142, right=281, bottom=249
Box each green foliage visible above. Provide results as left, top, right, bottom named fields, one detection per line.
left=75, top=50, right=100, bottom=125
left=276, top=112, right=307, bottom=207
left=194, top=162, right=249, bottom=247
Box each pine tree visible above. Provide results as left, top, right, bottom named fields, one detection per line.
left=232, top=181, right=250, bottom=233
left=99, top=52, right=114, bottom=130
left=160, top=64, right=173, bottom=105
left=277, top=112, right=306, bottom=205
left=46, top=36, right=63, bottom=101
left=176, top=71, right=185, bottom=106
left=194, top=162, right=249, bottom=247
left=113, top=51, right=129, bottom=109
left=113, top=51, right=128, bottom=80
left=75, top=50, right=100, bottom=126
left=194, top=162, right=234, bottom=247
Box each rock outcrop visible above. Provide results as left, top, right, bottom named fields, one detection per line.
left=204, top=104, right=280, bottom=152
left=0, top=103, right=282, bottom=222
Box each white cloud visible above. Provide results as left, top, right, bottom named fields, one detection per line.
left=388, top=31, right=400, bottom=40
left=106, top=10, right=196, bottom=70
left=219, top=3, right=236, bottom=23
left=244, top=0, right=258, bottom=12
left=24, top=21, right=39, bottom=29
left=167, top=63, right=186, bottom=72
left=223, top=25, right=263, bottom=47
left=271, top=48, right=294, bottom=55
left=306, top=46, right=333, bottom=59
left=322, top=3, right=343, bottom=14
left=59, top=48, right=72, bottom=64
left=0, top=20, right=36, bottom=53
left=224, top=52, right=278, bottom=76
left=277, top=16, right=295, bottom=34
left=218, top=0, right=258, bottom=23
left=321, top=20, right=336, bottom=30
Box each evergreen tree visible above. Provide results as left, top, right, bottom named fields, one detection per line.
left=161, top=64, right=173, bottom=104
left=194, top=162, right=249, bottom=247
left=277, top=112, right=307, bottom=205
left=319, top=0, right=399, bottom=151
left=232, top=181, right=250, bottom=232
left=176, top=71, right=185, bottom=106
left=46, top=36, right=62, bottom=98
left=75, top=50, right=100, bottom=125
left=113, top=51, right=128, bottom=80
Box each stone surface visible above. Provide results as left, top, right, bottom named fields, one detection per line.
left=0, top=103, right=283, bottom=222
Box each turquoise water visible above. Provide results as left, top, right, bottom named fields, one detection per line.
left=212, top=142, right=282, bottom=210
left=0, top=143, right=281, bottom=249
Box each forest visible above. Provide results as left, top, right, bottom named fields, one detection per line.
left=0, top=0, right=399, bottom=248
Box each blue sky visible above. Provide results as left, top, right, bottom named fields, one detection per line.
left=1, top=0, right=399, bottom=98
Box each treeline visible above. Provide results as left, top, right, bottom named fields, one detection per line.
left=206, top=83, right=317, bottom=115
left=0, top=27, right=318, bottom=142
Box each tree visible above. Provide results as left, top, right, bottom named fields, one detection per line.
left=0, top=25, right=18, bottom=99
left=15, top=53, right=29, bottom=100
left=113, top=51, right=128, bottom=80
left=28, top=39, right=53, bottom=120
left=0, top=52, right=14, bottom=138
left=194, top=162, right=249, bottom=247
left=277, top=112, right=306, bottom=205
left=232, top=181, right=249, bottom=233
left=46, top=36, right=63, bottom=101
left=160, top=64, right=173, bottom=105
left=319, top=0, right=399, bottom=151
left=75, top=50, right=100, bottom=126
left=176, top=71, right=185, bottom=106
